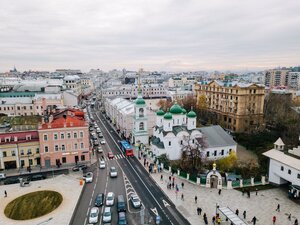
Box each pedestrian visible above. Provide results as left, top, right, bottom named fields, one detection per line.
left=172, top=177, right=175, bottom=183
left=212, top=216, right=216, bottom=224
left=169, top=176, right=171, bottom=182
left=172, top=182, right=174, bottom=189
left=160, top=174, right=163, bottom=181
left=146, top=161, right=149, bottom=167
left=295, top=219, right=298, bottom=225
left=198, top=207, right=202, bottom=215
left=248, top=190, right=251, bottom=198
left=243, top=210, right=246, bottom=219
left=203, top=213, right=207, bottom=220
left=251, top=216, right=257, bottom=225
left=288, top=213, right=291, bottom=221
left=181, top=182, right=184, bottom=189
left=236, top=209, right=239, bottom=216
left=4, top=190, right=7, bottom=197
left=204, top=216, right=208, bottom=225
left=255, top=188, right=258, bottom=196
left=217, top=216, right=221, bottom=225
left=197, top=207, right=201, bottom=215
left=276, top=204, right=280, bottom=212
left=195, top=195, right=197, bottom=203
left=272, top=215, right=276, bottom=224
left=181, top=193, right=184, bottom=201
left=242, top=188, right=245, bottom=196
left=218, top=189, right=221, bottom=195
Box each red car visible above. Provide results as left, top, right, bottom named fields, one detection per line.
left=107, top=152, right=114, bottom=159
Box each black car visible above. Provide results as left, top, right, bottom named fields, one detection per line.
left=72, top=164, right=88, bottom=171
left=29, top=174, right=46, bottom=181
left=4, top=177, right=20, bottom=185
left=95, top=193, right=104, bottom=207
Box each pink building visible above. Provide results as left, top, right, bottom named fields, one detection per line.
left=38, top=109, right=90, bottom=168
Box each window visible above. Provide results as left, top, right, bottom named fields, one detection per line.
left=139, top=108, right=144, bottom=117
left=29, top=159, right=33, bottom=165
left=180, top=140, right=183, bottom=145
left=20, top=150, right=24, bottom=155
left=74, top=143, right=78, bottom=149
left=74, top=132, right=78, bottom=138
left=169, top=141, right=171, bottom=146
left=80, top=131, right=84, bottom=138
left=60, top=133, right=65, bottom=139
left=80, top=143, right=84, bottom=148
left=44, top=146, right=49, bottom=153
left=221, top=149, right=224, bottom=155
left=62, top=157, right=66, bottom=163
left=67, top=133, right=71, bottom=139
left=55, top=145, right=59, bottom=151
left=81, top=155, right=85, bottom=161
left=61, top=145, right=65, bottom=151
left=54, top=133, right=58, bottom=140
left=27, top=149, right=32, bottom=155
left=139, top=122, right=144, bottom=130
left=214, top=150, right=217, bottom=156
left=288, top=169, right=291, bottom=175
left=36, top=148, right=40, bottom=154
left=11, top=150, right=16, bottom=156
left=206, top=151, right=210, bottom=157
left=3, top=151, right=7, bottom=157
left=21, top=160, right=25, bottom=167
left=281, top=166, right=284, bottom=171
left=298, top=173, right=300, bottom=179
left=43, top=134, right=48, bottom=141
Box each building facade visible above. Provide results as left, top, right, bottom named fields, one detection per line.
left=195, top=80, right=265, bottom=133
left=38, top=109, right=90, bottom=168
left=264, top=69, right=290, bottom=87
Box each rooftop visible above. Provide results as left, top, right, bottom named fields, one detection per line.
left=263, top=149, right=300, bottom=171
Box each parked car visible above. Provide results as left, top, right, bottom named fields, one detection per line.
left=84, top=172, right=93, bottom=183
left=107, top=152, right=114, bottom=159
left=4, top=177, right=20, bottom=185
left=72, top=164, right=87, bottom=171
left=88, top=207, right=99, bottom=224
left=100, top=139, right=106, bottom=145
left=118, top=212, right=127, bottom=225
left=0, top=173, right=6, bottom=180
left=96, top=128, right=101, bottom=134
left=95, top=193, right=104, bottom=207
left=97, top=146, right=103, bottom=153
left=117, top=195, right=126, bottom=212
left=106, top=192, right=115, bottom=206
left=29, top=174, right=46, bottom=181
left=102, top=207, right=112, bottom=223
left=99, top=160, right=106, bottom=169
left=93, top=140, right=99, bottom=146
left=130, top=194, right=141, bottom=208
left=98, top=133, right=103, bottom=138
left=110, top=167, right=118, bottom=178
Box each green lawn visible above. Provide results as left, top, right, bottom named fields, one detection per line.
left=4, top=190, right=63, bottom=220
left=0, top=115, right=41, bottom=125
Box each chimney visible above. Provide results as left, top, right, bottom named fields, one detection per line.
left=49, top=115, right=54, bottom=123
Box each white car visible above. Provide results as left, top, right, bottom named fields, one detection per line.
left=99, top=160, right=106, bottom=169
left=84, top=172, right=93, bottom=183
left=97, top=146, right=103, bottom=153
left=102, top=207, right=112, bottom=223
left=100, top=139, right=106, bottom=145
left=88, top=207, right=99, bottom=224
left=109, top=167, right=117, bottom=178
left=106, top=192, right=115, bottom=206
left=130, top=194, right=141, bottom=208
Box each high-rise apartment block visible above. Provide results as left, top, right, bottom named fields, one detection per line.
left=264, top=69, right=290, bottom=87
left=195, top=81, right=265, bottom=133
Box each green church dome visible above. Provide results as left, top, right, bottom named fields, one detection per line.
left=163, top=112, right=173, bottom=120
left=135, top=97, right=145, bottom=105
left=182, top=108, right=187, bottom=114
left=187, top=110, right=197, bottom=118
left=156, top=109, right=165, bottom=116
left=170, top=103, right=183, bottom=114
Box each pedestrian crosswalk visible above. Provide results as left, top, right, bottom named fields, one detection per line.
left=100, top=154, right=126, bottom=161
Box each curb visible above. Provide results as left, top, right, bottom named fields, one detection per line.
left=68, top=182, right=86, bottom=225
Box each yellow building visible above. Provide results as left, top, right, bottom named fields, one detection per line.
left=196, top=80, right=265, bottom=133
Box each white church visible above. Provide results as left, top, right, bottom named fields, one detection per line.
left=151, top=102, right=237, bottom=160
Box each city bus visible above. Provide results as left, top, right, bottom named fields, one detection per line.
left=119, top=140, right=134, bottom=157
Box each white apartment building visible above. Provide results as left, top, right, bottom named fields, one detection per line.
left=168, top=77, right=196, bottom=88
left=63, top=75, right=82, bottom=95
left=288, top=72, right=300, bottom=90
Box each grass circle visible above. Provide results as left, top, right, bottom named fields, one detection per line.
left=4, top=190, right=63, bottom=220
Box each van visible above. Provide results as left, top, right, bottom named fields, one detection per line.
left=117, top=195, right=126, bottom=212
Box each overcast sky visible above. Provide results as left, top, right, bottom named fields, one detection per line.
left=1, top=0, right=300, bottom=72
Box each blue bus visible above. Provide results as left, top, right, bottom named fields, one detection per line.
left=119, top=140, right=134, bottom=157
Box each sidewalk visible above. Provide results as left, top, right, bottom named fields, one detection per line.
left=137, top=151, right=300, bottom=225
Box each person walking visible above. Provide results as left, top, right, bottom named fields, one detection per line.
left=251, top=216, right=257, bottom=225
left=236, top=209, right=239, bottom=216
left=243, top=210, right=246, bottom=219
left=272, top=215, right=276, bottom=224
left=255, top=188, right=258, bottom=196
left=276, top=204, right=280, bottom=212
left=294, top=219, right=298, bottom=225
left=172, top=177, right=175, bottom=183
left=194, top=195, right=197, bottom=203
left=288, top=213, right=291, bottom=221
left=216, top=216, right=221, bottom=225
left=212, top=216, right=216, bottom=225
left=204, top=216, right=208, bottom=225
left=160, top=174, right=163, bottom=181
left=169, top=176, right=171, bottom=182
left=218, top=189, right=221, bottom=195
left=181, top=182, right=184, bottom=189
left=242, top=188, right=245, bottom=196
left=197, top=207, right=202, bottom=215
left=4, top=190, right=7, bottom=197
left=181, top=193, right=184, bottom=201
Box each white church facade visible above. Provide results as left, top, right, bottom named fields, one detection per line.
left=151, top=103, right=237, bottom=161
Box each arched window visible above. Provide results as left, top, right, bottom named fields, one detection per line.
left=139, top=108, right=144, bottom=117
left=139, top=122, right=144, bottom=130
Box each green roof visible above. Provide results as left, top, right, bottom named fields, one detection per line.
left=135, top=97, right=145, bottom=105
left=156, top=109, right=165, bottom=116
left=170, top=103, right=182, bottom=114
left=187, top=110, right=197, bottom=118
left=0, top=92, right=38, bottom=98
left=164, top=112, right=173, bottom=120
left=182, top=108, right=187, bottom=114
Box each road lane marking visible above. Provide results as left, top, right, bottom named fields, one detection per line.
left=151, top=207, right=158, bottom=216
left=89, top=198, right=92, bottom=206
left=84, top=217, right=87, bottom=225
left=86, top=207, right=90, bottom=216
left=163, top=199, right=170, bottom=207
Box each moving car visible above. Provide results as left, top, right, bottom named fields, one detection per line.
left=107, top=152, right=114, bottom=159
left=100, top=139, right=106, bottom=145
left=118, top=212, right=127, bottom=225
left=110, top=167, right=118, bottom=178
left=99, top=160, right=106, bottom=169
left=97, top=146, right=103, bottom=153
left=102, top=207, right=112, bottom=223
left=88, top=207, right=99, bottom=224
left=117, top=195, right=126, bottom=212
left=106, top=192, right=115, bottom=206
left=72, top=164, right=87, bottom=171
left=95, top=193, right=104, bottom=207
left=84, top=172, right=93, bottom=183
left=130, top=194, right=141, bottom=208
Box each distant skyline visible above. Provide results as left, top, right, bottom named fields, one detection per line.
left=1, top=0, right=300, bottom=72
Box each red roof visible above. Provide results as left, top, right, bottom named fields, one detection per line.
left=40, top=115, right=87, bottom=129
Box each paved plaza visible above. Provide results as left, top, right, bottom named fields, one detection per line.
left=0, top=174, right=83, bottom=225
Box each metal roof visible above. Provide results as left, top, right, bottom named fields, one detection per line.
left=263, top=149, right=300, bottom=171
left=218, top=207, right=247, bottom=225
